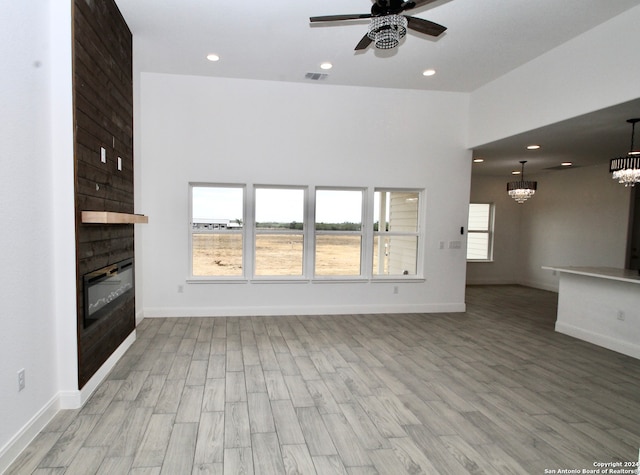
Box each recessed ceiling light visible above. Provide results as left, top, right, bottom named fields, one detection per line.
left=473, top=158, right=484, bottom=163
left=422, top=69, right=436, bottom=77
left=206, top=54, right=220, bottom=62
left=320, top=62, right=333, bottom=70
left=561, top=162, right=573, bottom=166
left=526, top=144, right=541, bottom=150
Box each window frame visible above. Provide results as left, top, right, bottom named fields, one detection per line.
left=466, top=202, right=495, bottom=262
left=372, top=189, right=423, bottom=279
left=189, top=183, right=247, bottom=280
left=313, top=187, right=366, bottom=280
left=188, top=183, right=426, bottom=282
left=253, top=185, right=308, bottom=280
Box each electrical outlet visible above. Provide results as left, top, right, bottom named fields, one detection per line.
left=393, top=286, right=399, bottom=295
left=617, top=310, right=625, bottom=321
left=18, top=369, right=25, bottom=392
left=178, top=285, right=184, bottom=293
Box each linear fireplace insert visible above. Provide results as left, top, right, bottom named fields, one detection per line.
left=83, top=258, right=134, bottom=328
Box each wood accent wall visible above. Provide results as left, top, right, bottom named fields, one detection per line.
left=73, top=0, right=135, bottom=388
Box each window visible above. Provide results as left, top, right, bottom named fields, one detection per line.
left=255, top=187, right=305, bottom=276
left=189, top=184, right=425, bottom=280
left=373, top=190, right=420, bottom=276
left=467, top=203, right=494, bottom=261
left=314, top=189, right=363, bottom=277
left=191, top=185, right=244, bottom=276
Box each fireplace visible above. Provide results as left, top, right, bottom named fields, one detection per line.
left=83, top=258, right=134, bottom=328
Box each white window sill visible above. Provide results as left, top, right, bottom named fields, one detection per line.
left=186, top=276, right=426, bottom=284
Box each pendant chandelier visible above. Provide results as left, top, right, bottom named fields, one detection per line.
left=610, top=118, right=640, bottom=187
left=507, top=160, right=537, bottom=204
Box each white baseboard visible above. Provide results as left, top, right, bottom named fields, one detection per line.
left=556, top=321, right=640, bottom=360
left=143, top=302, right=466, bottom=318
left=135, top=309, right=145, bottom=325
left=0, top=330, right=137, bottom=473
left=0, top=395, right=59, bottom=474
left=517, top=278, right=559, bottom=293
left=76, top=330, right=137, bottom=407
left=465, top=279, right=516, bottom=286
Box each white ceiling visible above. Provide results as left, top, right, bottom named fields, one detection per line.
left=115, top=0, right=640, bottom=176
left=472, top=98, right=640, bottom=177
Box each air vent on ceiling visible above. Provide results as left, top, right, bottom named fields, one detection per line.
left=305, top=72, right=329, bottom=81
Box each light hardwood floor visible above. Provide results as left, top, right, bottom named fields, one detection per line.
left=7, top=285, right=640, bottom=474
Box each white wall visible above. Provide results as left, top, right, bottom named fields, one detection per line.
left=519, top=164, right=631, bottom=291
left=469, top=5, right=640, bottom=148
left=0, top=0, right=76, bottom=470
left=467, top=175, right=522, bottom=285
left=137, top=73, right=471, bottom=317
left=467, top=165, right=632, bottom=291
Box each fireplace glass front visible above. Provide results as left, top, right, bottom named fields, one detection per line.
left=83, top=258, right=134, bottom=328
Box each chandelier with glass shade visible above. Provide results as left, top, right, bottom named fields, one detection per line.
left=507, top=161, right=537, bottom=204
left=610, top=118, right=640, bottom=187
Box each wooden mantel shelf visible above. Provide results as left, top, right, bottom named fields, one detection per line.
left=82, top=211, right=149, bottom=224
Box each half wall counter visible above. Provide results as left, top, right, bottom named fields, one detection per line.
left=543, top=266, right=640, bottom=360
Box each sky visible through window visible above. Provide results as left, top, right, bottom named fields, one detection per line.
left=256, top=188, right=303, bottom=223
left=316, top=190, right=362, bottom=224
left=192, top=187, right=243, bottom=221
left=192, top=187, right=384, bottom=224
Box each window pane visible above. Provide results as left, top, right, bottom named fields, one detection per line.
left=373, top=236, right=417, bottom=275
left=374, top=191, right=419, bottom=232
left=255, top=235, right=303, bottom=276
left=256, top=188, right=304, bottom=230
left=192, top=234, right=243, bottom=276
left=468, top=203, right=490, bottom=231
left=316, top=190, right=362, bottom=231
left=192, top=186, right=243, bottom=227
left=467, top=233, right=489, bottom=260
left=315, top=235, right=361, bottom=276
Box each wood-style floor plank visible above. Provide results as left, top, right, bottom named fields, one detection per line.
left=159, top=422, right=197, bottom=475
left=7, top=286, right=640, bottom=474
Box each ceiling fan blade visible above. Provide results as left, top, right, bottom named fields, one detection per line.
left=405, top=16, right=447, bottom=36
left=310, top=14, right=372, bottom=22
left=400, top=0, right=439, bottom=12
left=355, top=34, right=373, bottom=50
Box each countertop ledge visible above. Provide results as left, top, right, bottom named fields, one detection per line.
left=543, top=266, right=640, bottom=284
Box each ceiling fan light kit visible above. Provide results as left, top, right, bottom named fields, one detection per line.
left=310, top=0, right=447, bottom=51
left=367, top=15, right=408, bottom=49
left=610, top=118, right=640, bottom=187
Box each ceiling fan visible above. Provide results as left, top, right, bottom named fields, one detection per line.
left=310, top=0, right=447, bottom=51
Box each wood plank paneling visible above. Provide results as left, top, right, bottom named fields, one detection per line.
left=73, top=0, right=135, bottom=388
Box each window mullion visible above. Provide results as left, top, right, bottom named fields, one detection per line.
left=245, top=185, right=254, bottom=279
left=305, top=186, right=315, bottom=278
